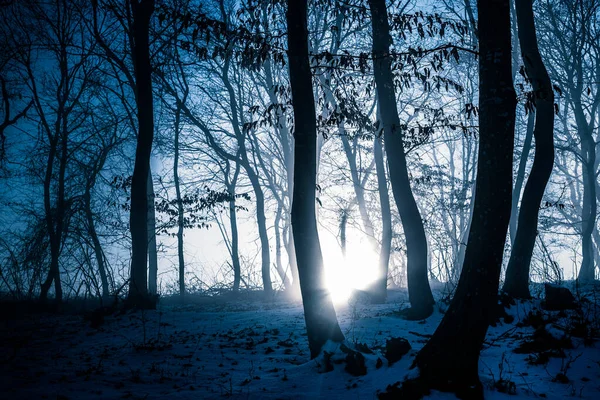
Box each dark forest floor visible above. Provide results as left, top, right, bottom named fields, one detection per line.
left=1, top=285, right=600, bottom=399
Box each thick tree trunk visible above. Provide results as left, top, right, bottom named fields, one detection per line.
left=402, top=0, right=516, bottom=398
left=369, top=0, right=434, bottom=319
left=127, top=0, right=155, bottom=308
left=287, top=0, right=344, bottom=359
left=503, top=0, right=555, bottom=299
left=147, top=168, right=158, bottom=295
left=509, top=110, right=534, bottom=244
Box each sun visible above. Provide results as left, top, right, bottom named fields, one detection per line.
left=321, top=234, right=380, bottom=304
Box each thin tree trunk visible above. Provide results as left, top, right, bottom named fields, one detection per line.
left=400, top=0, right=516, bottom=397
left=509, top=110, right=535, bottom=244
left=40, top=123, right=67, bottom=304
left=503, top=0, right=555, bottom=299
left=371, top=136, right=392, bottom=303
left=274, top=203, right=291, bottom=289
left=245, top=167, right=273, bottom=295
left=578, top=146, right=597, bottom=282
left=577, top=100, right=597, bottom=282
left=339, top=208, right=348, bottom=257
left=369, top=0, right=434, bottom=319
left=85, top=189, right=109, bottom=299
left=147, top=168, right=158, bottom=295
left=174, top=108, right=185, bottom=296
left=224, top=162, right=242, bottom=291
left=127, top=0, right=155, bottom=308
left=287, top=0, right=344, bottom=358
left=40, top=135, right=59, bottom=302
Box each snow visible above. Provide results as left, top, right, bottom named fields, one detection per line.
left=1, top=288, right=599, bottom=399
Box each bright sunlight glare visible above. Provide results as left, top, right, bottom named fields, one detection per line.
left=322, top=234, right=380, bottom=304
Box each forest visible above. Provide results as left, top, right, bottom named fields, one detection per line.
left=1, top=0, right=599, bottom=399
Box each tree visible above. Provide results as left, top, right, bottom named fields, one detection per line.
left=287, top=0, right=344, bottom=358
left=503, top=0, right=555, bottom=299
left=537, top=0, right=600, bottom=283
left=369, top=0, right=434, bottom=319
left=127, top=0, right=156, bottom=308
left=384, top=0, right=517, bottom=397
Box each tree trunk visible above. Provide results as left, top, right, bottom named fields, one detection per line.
left=274, top=203, right=291, bottom=289
left=40, top=135, right=59, bottom=303
left=173, top=108, right=185, bottom=296
left=40, top=121, right=67, bottom=304
left=147, top=167, right=158, bottom=295
left=127, top=0, right=155, bottom=308
left=403, top=0, right=516, bottom=397
left=287, top=0, right=344, bottom=359
left=509, top=110, right=534, bottom=244
left=371, top=136, right=392, bottom=303
left=85, top=188, right=109, bottom=300
left=577, top=101, right=597, bottom=282
left=225, top=162, right=242, bottom=291
left=244, top=166, right=273, bottom=295
left=503, top=0, right=555, bottom=299
left=578, top=142, right=597, bottom=282
left=339, top=208, right=348, bottom=257
left=369, top=0, right=434, bottom=319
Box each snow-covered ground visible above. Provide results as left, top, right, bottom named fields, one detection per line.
left=1, top=287, right=599, bottom=399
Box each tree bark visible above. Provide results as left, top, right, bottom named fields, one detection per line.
left=503, top=0, right=555, bottom=299
left=287, top=0, right=344, bottom=359
left=401, top=0, right=516, bottom=397
left=127, top=0, right=155, bottom=308
left=369, top=0, right=434, bottom=319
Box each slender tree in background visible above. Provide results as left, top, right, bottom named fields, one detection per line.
left=509, top=111, right=535, bottom=245
left=387, top=0, right=517, bottom=398
left=147, top=168, right=158, bottom=295
left=372, top=135, right=392, bottom=303
left=173, top=105, right=186, bottom=295
left=127, top=0, right=156, bottom=308
left=369, top=0, right=434, bottom=319
left=503, top=0, right=555, bottom=299
left=287, top=0, right=344, bottom=359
